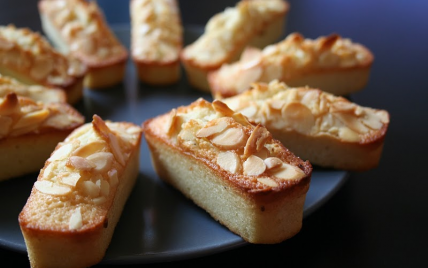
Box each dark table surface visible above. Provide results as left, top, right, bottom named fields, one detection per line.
left=1, top=0, right=427, bottom=267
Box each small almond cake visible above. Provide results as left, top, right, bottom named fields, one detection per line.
left=221, top=80, right=390, bottom=171
left=0, top=92, right=84, bottom=181
left=19, top=115, right=143, bottom=268
left=38, top=0, right=129, bottom=89
left=208, top=32, right=374, bottom=99
left=0, top=74, right=66, bottom=103
left=0, top=24, right=87, bottom=104
left=130, top=0, right=183, bottom=86
left=143, top=98, right=312, bottom=244
left=181, top=0, right=289, bottom=92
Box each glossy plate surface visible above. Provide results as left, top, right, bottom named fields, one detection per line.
left=0, top=25, right=348, bottom=264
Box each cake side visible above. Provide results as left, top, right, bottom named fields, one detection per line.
left=38, top=0, right=129, bottom=89
left=18, top=115, right=143, bottom=268
left=130, top=0, right=183, bottom=86
left=222, top=80, right=390, bottom=171
left=209, top=32, right=374, bottom=99
left=180, top=0, right=289, bottom=92
left=143, top=98, right=312, bottom=244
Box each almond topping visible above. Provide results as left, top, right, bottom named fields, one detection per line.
left=69, top=156, right=96, bottom=170
left=34, top=181, right=71, bottom=195
left=165, top=108, right=177, bottom=136
left=211, top=127, right=246, bottom=150
left=196, top=118, right=228, bottom=138
left=86, top=152, right=114, bottom=173
left=81, top=180, right=100, bottom=198
left=13, top=108, right=50, bottom=129
left=243, top=155, right=266, bottom=176
left=108, top=132, right=126, bottom=166
left=264, top=157, right=283, bottom=170
left=257, top=177, right=279, bottom=188
left=49, top=143, right=73, bottom=161
left=61, top=172, right=81, bottom=187
left=217, top=151, right=241, bottom=174
left=270, top=163, right=305, bottom=180
left=282, top=102, right=315, bottom=134
left=212, top=100, right=234, bottom=116
left=69, top=207, right=82, bottom=230
left=72, top=140, right=107, bottom=158
left=244, top=124, right=270, bottom=157
left=108, top=169, right=119, bottom=187
left=96, top=178, right=110, bottom=197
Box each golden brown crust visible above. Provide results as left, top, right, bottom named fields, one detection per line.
left=38, top=0, right=129, bottom=89
left=18, top=115, right=143, bottom=268
left=0, top=24, right=86, bottom=104
left=130, top=0, right=183, bottom=85
left=208, top=32, right=374, bottom=99
left=142, top=98, right=312, bottom=243
left=221, top=80, right=390, bottom=171
left=180, top=0, right=289, bottom=92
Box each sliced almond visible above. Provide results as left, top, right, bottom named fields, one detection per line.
left=72, top=140, right=107, bottom=158
left=69, top=156, right=96, bottom=170
left=13, top=108, right=50, bottom=130
left=217, top=151, right=241, bottom=174
left=96, top=178, right=110, bottom=197
left=108, top=132, right=126, bottom=166
left=69, top=207, right=83, bottom=230
left=0, top=93, right=19, bottom=116
left=257, top=177, right=279, bottom=188
left=30, top=57, right=54, bottom=80
left=244, top=125, right=271, bottom=157
left=81, top=180, right=100, bottom=198
left=270, top=163, right=305, bottom=180
left=165, top=108, right=177, bottom=136
left=92, top=196, right=107, bottom=205
left=211, top=127, right=246, bottom=150
left=196, top=118, right=228, bottom=138
left=49, top=143, right=73, bottom=161
left=86, top=152, right=114, bottom=173
left=282, top=102, right=315, bottom=134
left=108, top=169, right=119, bottom=187
left=243, top=155, right=266, bottom=176
left=264, top=157, right=283, bottom=170
left=212, top=100, right=234, bottom=116
left=61, top=172, right=81, bottom=187
left=34, top=180, right=71, bottom=195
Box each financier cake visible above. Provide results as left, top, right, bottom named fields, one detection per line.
left=130, top=0, right=183, bottom=86
left=38, top=0, right=128, bottom=89
left=181, top=0, right=289, bottom=92
left=142, top=98, right=312, bottom=244
left=19, top=114, right=143, bottom=268
left=221, top=80, right=390, bottom=171
left=208, top=32, right=374, bottom=99
left=0, top=24, right=87, bottom=104
left=0, top=92, right=84, bottom=181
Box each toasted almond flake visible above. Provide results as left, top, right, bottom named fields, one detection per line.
left=61, top=172, right=81, bottom=187
left=69, top=156, right=96, bottom=170
left=49, top=143, right=73, bottom=161
left=81, top=180, right=100, bottom=198
left=92, top=196, right=107, bottom=205
left=212, top=100, right=234, bottom=116
left=0, top=93, right=19, bottom=116
left=96, top=179, right=110, bottom=196
left=282, top=102, right=315, bottom=134
left=72, top=140, right=107, bottom=158
left=108, top=133, right=126, bottom=166
left=211, top=127, right=246, bottom=150
left=108, top=169, right=119, bottom=186
left=217, top=151, right=241, bottom=174
left=86, top=152, right=114, bottom=173
left=257, top=177, right=279, bottom=187
left=243, top=155, right=266, bottom=176
left=13, top=108, right=50, bottom=129
left=264, top=157, right=283, bottom=170
left=34, top=181, right=71, bottom=195
left=270, top=163, right=305, bottom=180
left=196, top=118, right=228, bottom=138
left=232, top=112, right=252, bottom=126
left=254, top=146, right=269, bottom=159
left=69, top=207, right=82, bottom=230
left=244, top=124, right=270, bottom=157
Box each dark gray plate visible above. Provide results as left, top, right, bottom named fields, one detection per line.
left=0, top=25, right=348, bottom=264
